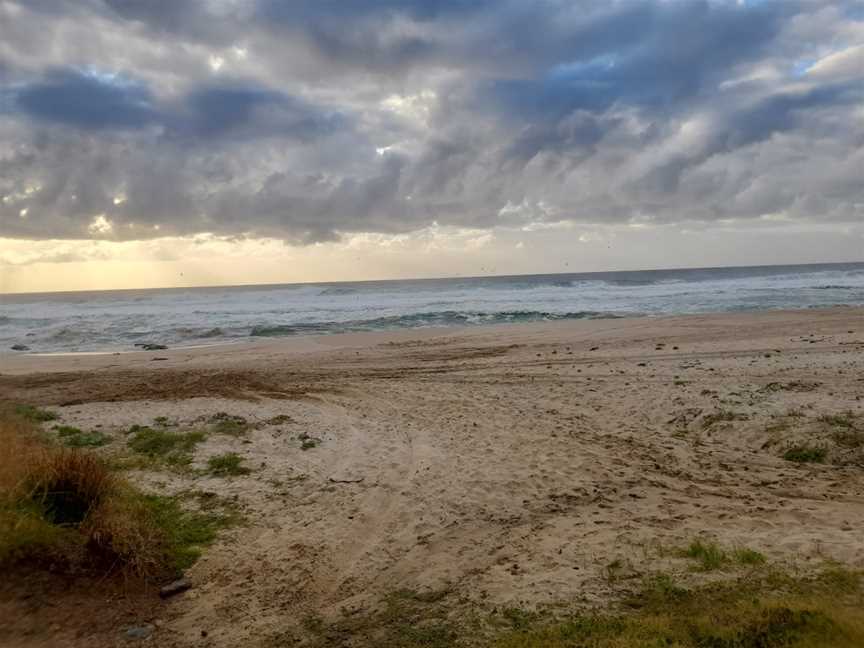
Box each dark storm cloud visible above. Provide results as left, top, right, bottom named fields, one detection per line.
left=13, top=69, right=157, bottom=130
left=178, top=86, right=346, bottom=141
left=258, top=0, right=490, bottom=21
left=9, top=69, right=348, bottom=141
left=483, top=2, right=787, bottom=119
left=1, top=0, right=863, bottom=243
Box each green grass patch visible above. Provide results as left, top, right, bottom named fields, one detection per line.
left=0, top=499, right=79, bottom=565
left=126, top=426, right=206, bottom=468
left=735, top=548, right=767, bottom=566
left=206, top=412, right=250, bottom=436
left=14, top=405, right=58, bottom=422
left=54, top=425, right=83, bottom=437
left=635, top=573, right=689, bottom=605
left=54, top=425, right=111, bottom=448
left=682, top=538, right=729, bottom=571
left=493, top=567, right=864, bottom=648
left=297, top=588, right=458, bottom=648
left=1, top=408, right=239, bottom=580
left=132, top=493, right=238, bottom=571
left=678, top=540, right=766, bottom=571
left=501, top=607, right=542, bottom=630
left=783, top=445, right=827, bottom=463
left=205, top=452, right=251, bottom=477
left=285, top=566, right=863, bottom=648
left=62, top=431, right=112, bottom=448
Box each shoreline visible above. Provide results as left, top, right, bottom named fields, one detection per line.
left=2, top=305, right=861, bottom=376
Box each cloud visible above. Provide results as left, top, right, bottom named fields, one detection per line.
left=807, top=44, right=864, bottom=80
left=1, top=0, right=863, bottom=246
left=177, top=85, right=346, bottom=140
left=13, top=68, right=157, bottom=130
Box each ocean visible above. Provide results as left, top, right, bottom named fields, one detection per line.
left=1, top=262, right=863, bottom=354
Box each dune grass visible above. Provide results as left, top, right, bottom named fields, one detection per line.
left=206, top=452, right=251, bottom=477
left=54, top=425, right=112, bottom=448
left=209, top=414, right=250, bottom=437
left=675, top=539, right=766, bottom=572
left=126, top=425, right=206, bottom=468
left=784, top=445, right=828, bottom=463
left=0, top=407, right=231, bottom=578
left=492, top=567, right=864, bottom=648
left=14, top=404, right=58, bottom=423
left=293, top=566, right=863, bottom=648
left=298, top=588, right=459, bottom=648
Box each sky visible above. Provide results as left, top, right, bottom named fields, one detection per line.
left=1, top=0, right=863, bottom=293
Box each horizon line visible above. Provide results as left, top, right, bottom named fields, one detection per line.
left=2, top=259, right=863, bottom=298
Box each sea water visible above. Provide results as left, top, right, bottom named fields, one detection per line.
left=1, top=262, right=863, bottom=353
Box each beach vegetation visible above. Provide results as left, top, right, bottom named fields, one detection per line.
left=734, top=547, right=767, bottom=566
left=832, top=429, right=863, bottom=448
left=129, top=492, right=236, bottom=570
left=126, top=426, right=206, bottom=467
left=818, top=412, right=858, bottom=428
left=206, top=452, right=251, bottom=477
left=681, top=538, right=728, bottom=571
left=603, top=558, right=642, bottom=584
left=266, top=414, right=295, bottom=426
left=677, top=540, right=766, bottom=571
left=293, top=565, right=863, bottom=647
left=502, top=607, right=541, bottom=630
left=54, top=425, right=111, bottom=448
left=299, top=588, right=458, bottom=648
left=492, top=567, right=864, bottom=648
left=0, top=407, right=231, bottom=578
left=783, top=445, right=827, bottom=463
left=54, top=424, right=82, bottom=436
left=14, top=404, right=58, bottom=422
left=207, top=412, right=250, bottom=436
left=636, top=573, right=689, bottom=603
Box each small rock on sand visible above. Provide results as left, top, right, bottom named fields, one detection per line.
left=124, top=625, right=154, bottom=640
left=159, top=577, right=192, bottom=599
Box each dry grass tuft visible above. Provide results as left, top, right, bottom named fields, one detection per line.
left=82, top=489, right=169, bottom=577
left=30, top=450, right=116, bottom=526
left=0, top=407, right=171, bottom=579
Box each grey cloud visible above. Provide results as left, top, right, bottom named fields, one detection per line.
left=175, top=85, right=347, bottom=141
left=1, top=0, right=863, bottom=245
left=8, top=69, right=351, bottom=145
left=13, top=69, right=157, bottom=130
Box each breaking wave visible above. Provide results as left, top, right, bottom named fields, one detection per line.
left=249, top=310, right=622, bottom=337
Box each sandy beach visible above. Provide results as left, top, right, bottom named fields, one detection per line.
left=2, top=307, right=863, bottom=647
